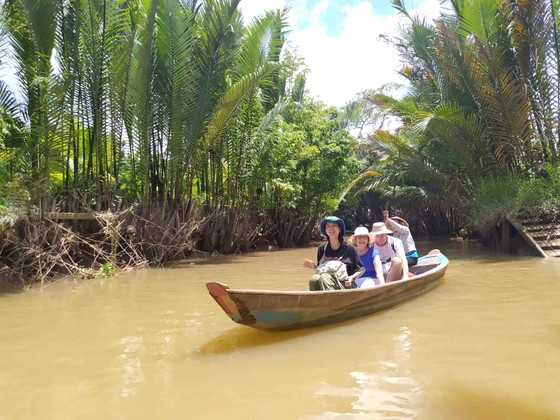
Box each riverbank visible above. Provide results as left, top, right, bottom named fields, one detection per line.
left=1, top=205, right=545, bottom=290
left=0, top=206, right=307, bottom=288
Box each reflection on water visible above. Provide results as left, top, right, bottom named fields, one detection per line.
left=118, top=335, right=144, bottom=397
left=0, top=242, right=559, bottom=419
left=310, top=326, right=420, bottom=419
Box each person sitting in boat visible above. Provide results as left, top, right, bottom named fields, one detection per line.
left=303, top=216, right=364, bottom=291
left=371, top=222, right=408, bottom=282
left=349, top=226, right=385, bottom=288
left=383, top=210, right=419, bottom=266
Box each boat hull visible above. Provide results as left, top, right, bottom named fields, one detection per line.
left=207, top=252, right=448, bottom=331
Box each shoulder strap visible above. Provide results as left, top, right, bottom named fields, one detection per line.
left=318, top=242, right=327, bottom=263
left=388, top=236, right=396, bottom=254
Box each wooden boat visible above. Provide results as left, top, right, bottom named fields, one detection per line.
left=206, top=251, right=448, bottom=331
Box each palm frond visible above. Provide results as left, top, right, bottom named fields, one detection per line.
left=20, top=0, right=58, bottom=56
left=204, top=61, right=280, bottom=151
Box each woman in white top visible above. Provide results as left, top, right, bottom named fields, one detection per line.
left=383, top=210, right=418, bottom=266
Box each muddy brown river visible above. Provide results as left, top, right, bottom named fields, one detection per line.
left=1, top=239, right=559, bottom=419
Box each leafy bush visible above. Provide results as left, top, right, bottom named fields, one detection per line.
left=471, top=165, right=560, bottom=232
left=470, top=176, right=521, bottom=232
left=516, top=164, right=560, bottom=217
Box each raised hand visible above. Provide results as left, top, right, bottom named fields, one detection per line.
left=383, top=210, right=389, bottom=222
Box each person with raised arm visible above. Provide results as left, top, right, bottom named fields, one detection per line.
left=383, top=210, right=419, bottom=267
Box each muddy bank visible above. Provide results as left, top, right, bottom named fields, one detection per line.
left=0, top=206, right=316, bottom=287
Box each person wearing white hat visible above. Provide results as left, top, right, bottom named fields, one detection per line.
left=349, top=226, right=384, bottom=288
left=371, top=222, right=408, bottom=282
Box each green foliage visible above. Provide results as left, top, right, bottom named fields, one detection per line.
left=0, top=0, right=295, bottom=212
left=0, top=81, right=26, bottom=147
left=349, top=0, right=560, bottom=232
left=0, top=0, right=361, bottom=247
left=99, top=262, right=116, bottom=277
left=339, top=84, right=401, bottom=139
left=80, top=261, right=117, bottom=279
left=258, top=100, right=361, bottom=216
left=0, top=177, right=31, bottom=229
left=470, top=176, right=521, bottom=230
left=517, top=165, right=560, bottom=215
left=471, top=165, right=560, bottom=231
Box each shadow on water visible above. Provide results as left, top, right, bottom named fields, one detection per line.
left=0, top=278, right=25, bottom=296
left=168, top=252, right=272, bottom=269
left=196, top=317, right=369, bottom=355
left=196, top=327, right=311, bottom=355
left=426, top=382, right=559, bottom=419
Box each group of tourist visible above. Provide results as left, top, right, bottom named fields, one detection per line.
left=302, top=212, right=418, bottom=291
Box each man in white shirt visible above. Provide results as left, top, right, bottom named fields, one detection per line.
left=371, top=222, right=408, bottom=282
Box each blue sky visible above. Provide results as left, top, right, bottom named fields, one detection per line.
left=240, top=0, right=442, bottom=106
left=293, top=0, right=398, bottom=34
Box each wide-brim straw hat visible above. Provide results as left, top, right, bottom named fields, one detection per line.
left=371, top=222, right=393, bottom=235
left=390, top=216, right=409, bottom=227
left=349, top=226, right=376, bottom=244
left=319, top=216, right=346, bottom=236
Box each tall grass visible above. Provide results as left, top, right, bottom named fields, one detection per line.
left=516, top=165, right=560, bottom=216
left=471, top=165, right=560, bottom=232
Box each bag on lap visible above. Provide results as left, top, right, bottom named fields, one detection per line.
left=315, top=260, right=348, bottom=283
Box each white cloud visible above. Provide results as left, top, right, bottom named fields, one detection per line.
left=310, top=0, right=330, bottom=25
left=293, top=2, right=400, bottom=106
left=240, top=0, right=442, bottom=107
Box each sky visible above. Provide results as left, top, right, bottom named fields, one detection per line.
left=239, top=0, right=443, bottom=107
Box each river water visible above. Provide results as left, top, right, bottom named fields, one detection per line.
left=1, top=239, right=559, bottom=419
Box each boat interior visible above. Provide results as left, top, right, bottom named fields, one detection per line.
left=410, top=255, right=442, bottom=275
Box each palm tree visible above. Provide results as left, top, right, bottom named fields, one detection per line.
left=1, top=0, right=291, bottom=215
left=352, top=0, right=560, bottom=226
left=2, top=0, right=59, bottom=209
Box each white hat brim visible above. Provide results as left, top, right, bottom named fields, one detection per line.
left=349, top=232, right=376, bottom=243
left=372, top=229, right=392, bottom=235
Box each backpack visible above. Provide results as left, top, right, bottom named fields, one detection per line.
left=315, top=260, right=349, bottom=283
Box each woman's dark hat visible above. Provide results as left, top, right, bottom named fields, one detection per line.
left=320, top=216, right=346, bottom=236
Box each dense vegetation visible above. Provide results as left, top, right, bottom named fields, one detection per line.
left=347, top=0, right=560, bottom=238
left=2, top=0, right=560, bottom=284
left=0, top=0, right=362, bottom=283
